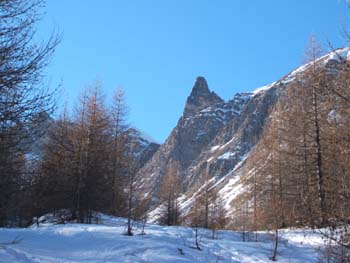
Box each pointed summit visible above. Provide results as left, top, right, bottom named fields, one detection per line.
left=191, top=76, right=211, bottom=96
left=184, top=76, right=223, bottom=117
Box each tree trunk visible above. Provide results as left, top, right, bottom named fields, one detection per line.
left=312, top=87, right=326, bottom=225
left=272, top=228, right=279, bottom=261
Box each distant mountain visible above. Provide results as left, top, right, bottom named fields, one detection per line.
left=136, top=48, right=350, bottom=222
left=135, top=75, right=280, bottom=206
left=135, top=76, right=251, bottom=202
left=24, top=111, right=53, bottom=161
left=124, top=128, right=160, bottom=168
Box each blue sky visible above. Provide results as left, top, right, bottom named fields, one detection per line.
left=40, top=0, right=348, bottom=143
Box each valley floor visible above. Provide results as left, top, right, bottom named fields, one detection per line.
left=0, top=215, right=325, bottom=263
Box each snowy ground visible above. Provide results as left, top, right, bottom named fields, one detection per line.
left=0, top=215, right=325, bottom=263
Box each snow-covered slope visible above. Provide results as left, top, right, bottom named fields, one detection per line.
left=0, top=216, right=325, bottom=263
left=207, top=47, right=350, bottom=219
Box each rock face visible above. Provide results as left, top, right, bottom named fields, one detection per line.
left=135, top=76, right=274, bottom=203
left=137, top=47, right=350, bottom=220
left=183, top=86, right=280, bottom=192
left=124, top=128, right=160, bottom=169
left=184, top=76, right=223, bottom=117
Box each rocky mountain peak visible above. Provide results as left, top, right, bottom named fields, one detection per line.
left=184, top=76, right=223, bottom=117
left=191, top=76, right=210, bottom=94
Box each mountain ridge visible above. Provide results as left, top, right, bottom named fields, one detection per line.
left=137, top=47, right=350, bottom=222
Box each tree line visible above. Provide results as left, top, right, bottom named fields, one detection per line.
left=236, top=36, right=350, bottom=261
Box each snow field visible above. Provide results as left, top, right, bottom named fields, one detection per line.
left=0, top=215, right=325, bottom=263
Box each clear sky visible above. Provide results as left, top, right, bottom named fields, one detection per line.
left=40, top=0, right=349, bottom=143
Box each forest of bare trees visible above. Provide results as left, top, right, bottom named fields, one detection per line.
left=0, top=0, right=143, bottom=229
left=236, top=37, right=350, bottom=261
left=39, top=83, right=134, bottom=224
